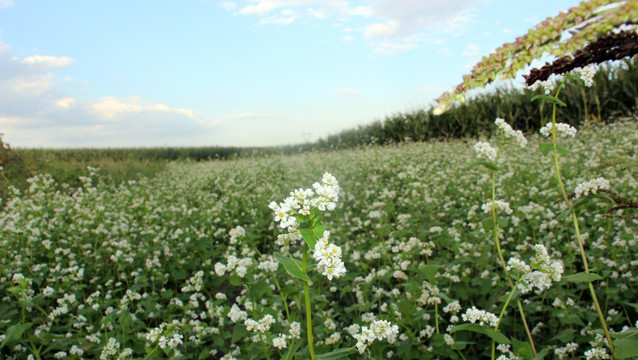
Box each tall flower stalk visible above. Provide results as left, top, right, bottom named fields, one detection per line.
left=474, top=118, right=536, bottom=357
left=269, top=173, right=397, bottom=359
left=532, top=71, right=614, bottom=355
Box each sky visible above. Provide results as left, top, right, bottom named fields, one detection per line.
left=0, top=0, right=582, bottom=148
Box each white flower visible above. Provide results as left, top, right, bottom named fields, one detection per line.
left=474, top=142, right=497, bottom=162
left=539, top=122, right=577, bottom=138
left=584, top=347, right=610, bottom=360
left=481, top=200, right=513, bottom=215
left=353, top=319, right=399, bottom=354
left=461, top=306, right=498, bottom=327
left=312, top=231, right=346, bottom=280
left=245, top=314, right=275, bottom=334
left=494, top=118, right=527, bottom=148
left=578, top=64, right=597, bottom=87
left=227, top=304, right=247, bottom=323
left=574, top=177, right=610, bottom=199
left=529, top=79, right=555, bottom=94
left=272, top=334, right=287, bottom=350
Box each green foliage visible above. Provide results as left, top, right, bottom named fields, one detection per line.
left=1, top=120, right=637, bottom=359
left=314, top=57, right=638, bottom=150
left=435, top=0, right=638, bottom=111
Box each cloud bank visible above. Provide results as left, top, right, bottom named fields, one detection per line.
left=0, top=42, right=208, bottom=147
left=227, top=0, right=489, bottom=53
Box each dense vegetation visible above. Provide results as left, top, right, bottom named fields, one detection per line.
left=1, top=118, right=637, bottom=359
left=1, top=57, right=636, bottom=199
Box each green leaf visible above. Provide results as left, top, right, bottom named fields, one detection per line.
left=250, top=280, right=271, bottom=299
left=511, top=337, right=533, bottom=357
left=274, top=253, right=310, bottom=282
left=228, top=275, right=242, bottom=286
left=481, top=218, right=494, bottom=231
left=555, top=143, right=569, bottom=156
left=539, top=142, right=553, bottom=156
left=283, top=340, right=301, bottom=360
left=562, top=272, right=602, bottom=283
left=313, top=223, right=326, bottom=240
left=471, top=161, right=500, bottom=172
left=418, top=264, right=441, bottom=282
left=614, top=330, right=638, bottom=359
left=231, top=324, right=248, bottom=343
left=450, top=324, right=511, bottom=344
left=299, top=227, right=317, bottom=250
left=531, top=347, right=550, bottom=360
left=531, top=94, right=567, bottom=107
left=0, top=322, right=32, bottom=349
left=316, top=347, right=358, bottom=359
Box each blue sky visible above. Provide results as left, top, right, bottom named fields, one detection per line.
left=0, top=0, right=580, bottom=148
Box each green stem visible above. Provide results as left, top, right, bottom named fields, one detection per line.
left=272, top=275, right=291, bottom=324
left=490, top=169, right=537, bottom=355
left=492, top=280, right=519, bottom=360
left=548, top=81, right=614, bottom=355
left=143, top=345, right=159, bottom=360
left=260, top=334, right=272, bottom=360
left=435, top=302, right=439, bottom=334
left=302, top=244, right=316, bottom=360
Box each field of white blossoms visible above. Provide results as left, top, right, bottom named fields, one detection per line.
left=1, top=118, right=637, bottom=360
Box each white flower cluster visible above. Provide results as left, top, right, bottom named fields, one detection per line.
left=244, top=314, right=275, bottom=334
left=574, top=177, right=610, bottom=199
left=578, top=64, right=597, bottom=87
left=267, top=321, right=301, bottom=350
left=495, top=118, right=527, bottom=148
left=99, top=338, right=120, bottom=360
left=529, top=79, right=555, bottom=94
left=313, top=231, right=346, bottom=280
left=474, top=142, right=498, bottom=162
left=144, top=321, right=184, bottom=351
left=228, top=225, right=246, bottom=244
left=481, top=200, right=513, bottom=215
left=584, top=347, right=610, bottom=360
left=461, top=306, right=499, bottom=327
left=507, top=244, right=564, bottom=295
left=352, top=319, right=399, bottom=354
left=539, top=122, right=577, bottom=138
left=554, top=342, right=578, bottom=359
left=214, top=255, right=253, bottom=278
left=227, top=304, right=248, bottom=323
left=269, top=172, right=340, bottom=229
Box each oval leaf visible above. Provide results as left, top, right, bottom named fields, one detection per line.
left=299, top=227, right=317, bottom=250
left=450, top=324, right=511, bottom=344
left=530, top=94, right=567, bottom=107
left=317, top=347, right=358, bottom=359
left=539, top=142, right=553, bottom=156
left=274, top=253, right=310, bottom=282
left=562, top=272, right=602, bottom=283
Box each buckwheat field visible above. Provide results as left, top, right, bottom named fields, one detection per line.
left=1, top=117, right=637, bottom=359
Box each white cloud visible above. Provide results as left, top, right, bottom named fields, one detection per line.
left=56, top=97, right=76, bottom=109
left=364, top=20, right=398, bottom=39
left=220, top=1, right=237, bottom=11
left=373, top=40, right=416, bottom=54
left=334, top=89, right=362, bottom=97
left=341, top=35, right=354, bottom=42
left=89, top=96, right=194, bottom=120
left=233, top=0, right=489, bottom=52
left=23, top=55, right=75, bottom=69
left=0, top=0, right=13, bottom=7
left=462, top=43, right=478, bottom=56
left=307, top=8, right=326, bottom=18
left=259, top=10, right=297, bottom=24
left=0, top=41, right=206, bottom=148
